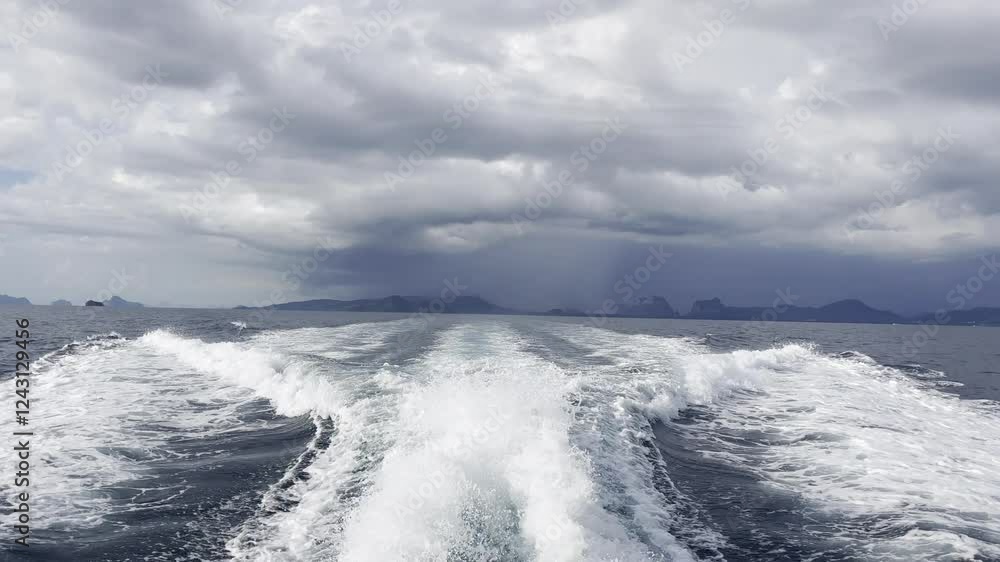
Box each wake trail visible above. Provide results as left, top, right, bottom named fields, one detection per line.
left=540, top=322, right=1000, bottom=561
left=230, top=321, right=694, bottom=561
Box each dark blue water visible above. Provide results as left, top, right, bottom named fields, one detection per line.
left=0, top=305, right=997, bottom=561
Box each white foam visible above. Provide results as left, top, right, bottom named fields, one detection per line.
left=138, top=329, right=347, bottom=418
left=13, top=318, right=999, bottom=560
left=541, top=324, right=1000, bottom=560
left=226, top=322, right=428, bottom=560
left=1, top=321, right=424, bottom=540
left=230, top=323, right=691, bottom=561
left=679, top=344, right=1000, bottom=557
left=337, top=324, right=681, bottom=562
left=538, top=324, right=736, bottom=554
left=0, top=334, right=269, bottom=533
left=250, top=321, right=417, bottom=363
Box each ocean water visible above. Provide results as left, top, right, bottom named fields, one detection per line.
left=0, top=305, right=998, bottom=562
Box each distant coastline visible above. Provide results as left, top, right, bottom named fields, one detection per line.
left=0, top=294, right=31, bottom=306
left=0, top=295, right=144, bottom=308
left=2, top=292, right=998, bottom=326
left=233, top=295, right=1000, bottom=327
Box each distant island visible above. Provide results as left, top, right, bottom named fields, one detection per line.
left=236, top=295, right=507, bottom=315
left=236, top=295, right=1000, bottom=326
left=104, top=296, right=144, bottom=308
left=548, top=296, right=680, bottom=318
left=619, top=295, right=679, bottom=318
left=81, top=296, right=144, bottom=308
left=0, top=294, right=31, bottom=305
left=686, top=297, right=902, bottom=324
left=913, top=307, right=1000, bottom=327
left=2, top=289, right=996, bottom=326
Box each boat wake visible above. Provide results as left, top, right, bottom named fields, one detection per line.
left=3, top=319, right=998, bottom=561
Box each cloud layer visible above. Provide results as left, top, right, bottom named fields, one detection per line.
left=2, top=0, right=998, bottom=311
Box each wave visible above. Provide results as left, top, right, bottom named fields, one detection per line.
left=678, top=344, right=1000, bottom=559
left=30, top=331, right=127, bottom=370
left=0, top=331, right=273, bottom=536
left=6, top=318, right=999, bottom=560
left=228, top=322, right=695, bottom=561
left=139, top=329, right=348, bottom=419
left=540, top=324, right=1000, bottom=560
left=162, top=321, right=1000, bottom=560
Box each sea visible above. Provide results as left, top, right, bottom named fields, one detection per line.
left=0, top=305, right=998, bottom=562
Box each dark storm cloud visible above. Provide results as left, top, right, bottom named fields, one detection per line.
left=289, top=235, right=1000, bottom=316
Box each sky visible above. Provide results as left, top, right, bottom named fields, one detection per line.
left=1, top=0, right=999, bottom=314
